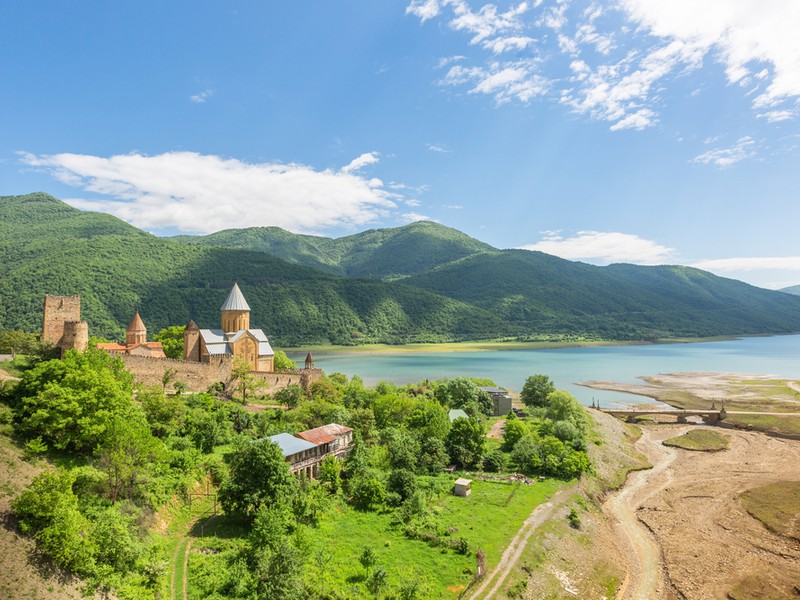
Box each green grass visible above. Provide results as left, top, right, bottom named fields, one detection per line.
left=663, top=429, right=729, bottom=451
left=740, top=481, right=800, bottom=540
left=724, top=414, right=800, bottom=437
left=307, top=477, right=562, bottom=598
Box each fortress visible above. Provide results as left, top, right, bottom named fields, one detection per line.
left=43, top=284, right=322, bottom=394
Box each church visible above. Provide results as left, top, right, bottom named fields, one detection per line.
left=183, top=282, right=275, bottom=372
left=96, top=311, right=166, bottom=358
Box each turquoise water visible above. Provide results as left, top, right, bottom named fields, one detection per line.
left=288, top=335, right=800, bottom=408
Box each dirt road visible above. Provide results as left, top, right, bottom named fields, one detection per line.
left=606, top=424, right=800, bottom=599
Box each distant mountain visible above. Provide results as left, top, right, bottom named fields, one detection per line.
left=171, top=220, right=495, bottom=280
left=3, top=192, right=800, bottom=344
left=780, top=284, right=800, bottom=296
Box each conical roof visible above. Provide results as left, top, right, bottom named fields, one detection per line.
left=220, top=282, right=251, bottom=311
left=185, top=319, right=199, bottom=331
left=127, top=310, right=146, bottom=333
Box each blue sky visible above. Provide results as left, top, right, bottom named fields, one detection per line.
left=2, top=1, right=799, bottom=289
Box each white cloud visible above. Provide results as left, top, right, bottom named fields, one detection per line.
left=190, top=89, right=215, bottom=103
left=519, top=230, right=674, bottom=264
left=691, top=256, right=800, bottom=273
left=341, top=151, right=381, bottom=173
left=405, top=199, right=423, bottom=207
left=692, top=136, right=756, bottom=167
left=427, top=143, right=452, bottom=153
left=20, top=151, right=397, bottom=234
left=445, top=204, right=463, bottom=209
left=410, top=0, right=800, bottom=130
left=402, top=211, right=436, bottom=222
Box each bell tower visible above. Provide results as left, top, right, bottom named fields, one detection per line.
left=126, top=311, right=147, bottom=346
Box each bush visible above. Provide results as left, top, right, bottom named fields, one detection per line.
left=482, top=449, right=506, bottom=473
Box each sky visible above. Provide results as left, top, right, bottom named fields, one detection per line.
left=2, top=1, right=799, bottom=290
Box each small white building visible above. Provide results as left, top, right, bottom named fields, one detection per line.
left=454, top=478, right=472, bottom=497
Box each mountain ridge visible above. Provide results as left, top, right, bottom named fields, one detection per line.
left=2, top=192, right=800, bottom=344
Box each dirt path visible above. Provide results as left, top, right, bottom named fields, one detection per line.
left=468, top=487, right=573, bottom=599
left=603, top=428, right=683, bottom=600
left=486, top=419, right=505, bottom=439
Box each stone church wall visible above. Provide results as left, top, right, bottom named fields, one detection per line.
left=119, top=354, right=233, bottom=391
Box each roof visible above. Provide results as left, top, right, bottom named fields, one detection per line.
left=185, top=319, right=199, bottom=331
left=220, top=282, right=251, bottom=312
left=297, top=423, right=352, bottom=445
left=269, top=433, right=318, bottom=457
left=96, top=342, right=128, bottom=352
left=127, top=311, right=146, bottom=333
left=198, top=328, right=274, bottom=356
left=454, top=478, right=472, bottom=486
left=479, top=386, right=510, bottom=396
left=448, top=409, right=469, bottom=422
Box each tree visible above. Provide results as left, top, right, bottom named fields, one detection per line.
left=0, top=329, right=40, bottom=358
left=387, top=469, right=417, bottom=502
left=436, top=377, right=492, bottom=416
left=382, top=427, right=421, bottom=471
left=253, top=538, right=306, bottom=600
left=273, top=384, right=304, bottom=409
left=318, top=454, right=341, bottom=493
left=520, top=374, right=555, bottom=408
left=350, top=475, right=386, bottom=510
left=407, top=400, right=451, bottom=441
left=219, top=438, right=296, bottom=518
left=544, top=390, right=589, bottom=432
left=139, top=386, right=184, bottom=437
left=273, top=350, right=296, bottom=371
left=13, top=349, right=135, bottom=452
left=503, top=418, right=529, bottom=451
left=231, top=357, right=262, bottom=404
left=446, top=417, right=486, bottom=469
left=153, top=325, right=185, bottom=359
left=418, top=437, right=449, bottom=474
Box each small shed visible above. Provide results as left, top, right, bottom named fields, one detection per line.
left=453, top=478, right=472, bottom=497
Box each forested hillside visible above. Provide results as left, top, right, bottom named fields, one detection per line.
left=781, top=284, right=800, bottom=296
left=3, top=192, right=800, bottom=343
left=0, top=193, right=514, bottom=344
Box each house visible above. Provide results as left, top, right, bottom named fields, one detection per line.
left=269, top=432, right=324, bottom=478
left=479, top=386, right=513, bottom=416
left=296, top=423, right=353, bottom=459
left=269, top=423, right=353, bottom=478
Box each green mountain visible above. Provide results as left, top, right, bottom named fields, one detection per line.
left=3, top=192, right=800, bottom=344
left=780, top=284, right=800, bottom=296
left=0, top=193, right=515, bottom=344
left=171, top=220, right=494, bottom=279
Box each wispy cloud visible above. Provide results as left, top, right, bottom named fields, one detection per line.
left=20, top=151, right=397, bottom=234
left=427, top=143, right=453, bottom=153
left=190, top=89, right=215, bottom=104
left=519, top=230, right=675, bottom=264
left=692, top=136, right=756, bottom=167
left=409, top=0, right=800, bottom=131
left=445, top=204, right=463, bottom=209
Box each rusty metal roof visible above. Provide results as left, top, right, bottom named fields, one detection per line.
left=297, top=423, right=352, bottom=446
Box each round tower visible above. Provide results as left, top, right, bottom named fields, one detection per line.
left=221, top=283, right=251, bottom=334
left=126, top=311, right=147, bottom=346
left=184, top=319, right=201, bottom=362
left=60, top=321, right=89, bottom=355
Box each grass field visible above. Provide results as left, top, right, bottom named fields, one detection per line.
left=739, top=481, right=800, bottom=540
left=663, top=429, right=730, bottom=451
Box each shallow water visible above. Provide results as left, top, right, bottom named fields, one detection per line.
left=288, top=334, right=800, bottom=407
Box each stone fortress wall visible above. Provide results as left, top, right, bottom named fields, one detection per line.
left=43, top=295, right=88, bottom=354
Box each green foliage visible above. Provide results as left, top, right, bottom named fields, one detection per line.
left=446, top=416, right=486, bottom=469
left=318, top=454, right=341, bottom=493
left=387, top=469, right=417, bottom=502
left=12, top=348, right=136, bottom=452
left=152, top=325, right=185, bottom=359
left=436, top=377, right=493, bottom=417
left=273, top=383, right=304, bottom=409
left=359, top=546, right=377, bottom=571
left=349, top=475, right=387, bottom=510
left=382, top=427, right=421, bottom=471
left=0, top=329, right=43, bottom=357
left=272, top=349, right=296, bottom=371
left=520, top=374, right=556, bottom=408
left=567, top=507, right=581, bottom=529
left=503, top=418, right=529, bottom=450
left=139, top=386, right=184, bottom=437
left=23, top=436, right=47, bottom=459
left=219, top=438, right=296, bottom=518
left=483, top=449, right=506, bottom=472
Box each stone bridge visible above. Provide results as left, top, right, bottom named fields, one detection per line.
left=596, top=406, right=727, bottom=424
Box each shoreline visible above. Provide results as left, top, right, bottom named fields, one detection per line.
left=284, top=335, right=744, bottom=356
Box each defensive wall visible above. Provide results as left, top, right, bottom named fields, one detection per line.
left=117, top=353, right=323, bottom=394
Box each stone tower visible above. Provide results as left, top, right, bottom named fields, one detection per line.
left=183, top=319, right=201, bottom=362
left=42, top=295, right=81, bottom=346
left=305, top=352, right=315, bottom=369
left=221, top=283, right=251, bottom=334
left=60, top=321, right=89, bottom=354
left=125, top=311, right=147, bottom=346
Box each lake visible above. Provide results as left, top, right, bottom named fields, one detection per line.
left=288, top=335, right=800, bottom=408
